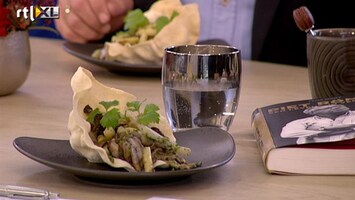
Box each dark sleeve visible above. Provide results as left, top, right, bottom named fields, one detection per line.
left=133, top=0, right=157, bottom=11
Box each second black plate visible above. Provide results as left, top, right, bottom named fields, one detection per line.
left=63, top=39, right=230, bottom=75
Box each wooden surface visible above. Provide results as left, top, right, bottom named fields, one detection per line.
left=1, top=37, right=355, bottom=200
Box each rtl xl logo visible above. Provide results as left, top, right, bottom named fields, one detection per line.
left=16, top=6, right=60, bottom=22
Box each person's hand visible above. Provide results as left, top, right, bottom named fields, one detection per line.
left=56, top=0, right=134, bottom=43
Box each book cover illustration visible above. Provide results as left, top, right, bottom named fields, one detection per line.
left=253, top=96, right=355, bottom=148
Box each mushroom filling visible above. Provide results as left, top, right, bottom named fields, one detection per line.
left=83, top=102, right=201, bottom=172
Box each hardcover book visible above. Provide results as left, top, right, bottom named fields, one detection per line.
left=251, top=95, right=355, bottom=175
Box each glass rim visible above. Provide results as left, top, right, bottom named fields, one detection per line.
left=309, top=28, right=355, bottom=39
left=164, top=44, right=240, bottom=56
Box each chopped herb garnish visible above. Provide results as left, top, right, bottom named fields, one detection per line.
left=155, top=16, right=170, bottom=33
left=99, top=100, right=119, bottom=111
left=115, top=8, right=179, bottom=44
left=123, top=9, right=149, bottom=35
left=138, top=103, right=160, bottom=125
left=87, top=100, right=160, bottom=128
left=127, top=101, right=141, bottom=112
left=156, top=11, right=179, bottom=33
left=86, top=108, right=101, bottom=124
left=170, top=10, right=179, bottom=20
left=100, top=108, right=121, bottom=128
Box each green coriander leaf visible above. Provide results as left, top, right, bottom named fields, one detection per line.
left=124, top=9, right=149, bottom=35
left=138, top=111, right=160, bottom=125
left=99, top=100, right=119, bottom=111
left=138, top=104, right=160, bottom=125
left=100, top=108, right=121, bottom=128
left=127, top=101, right=141, bottom=112
left=155, top=16, right=170, bottom=33
left=144, top=104, right=160, bottom=114
left=155, top=11, right=179, bottom=33
left=86, top=108, right=101, bottom=123
left=170, top=11, right=179, bottom=20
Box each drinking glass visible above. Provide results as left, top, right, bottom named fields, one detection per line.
left=162, top=45, right=241, bottom=131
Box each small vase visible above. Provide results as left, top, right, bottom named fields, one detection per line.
left=0, top=31, right=31, bottom=96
